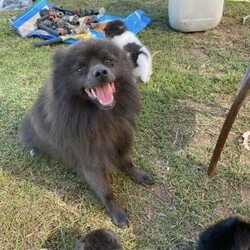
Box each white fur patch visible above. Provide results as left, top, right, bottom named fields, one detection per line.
left=29, top=149, right=36, bottom=157
left=111, top=31, right=152, bottom=83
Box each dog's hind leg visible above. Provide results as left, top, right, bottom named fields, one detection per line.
left=20, top=116, right=41, bottom=155
left=20, top=116, right=52, bottom=157
left=78, top=168, right=128, bottom=228
left=120, top=156, right=155, bottom=185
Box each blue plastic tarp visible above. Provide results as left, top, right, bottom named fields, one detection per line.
left=10, top=0, right=151, bottom=44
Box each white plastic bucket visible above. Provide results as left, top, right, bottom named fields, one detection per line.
left=168, top=0, right=225, bottom=32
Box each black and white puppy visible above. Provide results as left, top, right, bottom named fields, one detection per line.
left=104, top=20, right=152, bottom=83
left=197, top=217, right=250, bottom=250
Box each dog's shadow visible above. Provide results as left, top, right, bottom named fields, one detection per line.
left=41, top=227, right=83, bottom=250
left=137, top=87, right=196, bottom=149
left=2, top=87, right=200, bottom=185
left=0, top=87, right=226, bottom=248
left=103, top=0, right=170, bottom=31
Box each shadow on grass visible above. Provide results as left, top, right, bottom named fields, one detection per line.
left=0, top=85, right=200, bottom=191
left=0, top=87, right=230, bottom=249
left=138, top=87, right=197, bottom=151
left=41, top=226, right=82, bottom=250
left=104, top=0, right=250, bottom=32
left=103, top=0, right=170, bottom=31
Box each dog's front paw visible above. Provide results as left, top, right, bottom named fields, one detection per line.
left=109, top=206, right=128, bottom=228
left=128, top=169, right=155, bottom=186
left=139, top=173, right=155, bottom=185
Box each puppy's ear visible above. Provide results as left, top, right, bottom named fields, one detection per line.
left=52, top=47, right=68, bottom=65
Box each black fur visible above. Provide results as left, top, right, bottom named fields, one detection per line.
left=20, top=39, right=154, bottom=228
left=74, top=228, right=123, bottom=250
left=197, top=217, right=250, bottom=250
left=104, top=20, right=146, bottom=68
left=104, top=20, right=127, bottom=38
left=123, top=43, right=147, bottom=68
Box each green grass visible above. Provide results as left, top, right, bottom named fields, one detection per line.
left=0, top=0, right=250, bottom=249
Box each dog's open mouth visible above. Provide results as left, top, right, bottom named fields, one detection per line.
left=85, top=82, right=116, bottom=109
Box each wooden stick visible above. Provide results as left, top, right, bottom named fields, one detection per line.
left=208, top=74, right=250, bottom=176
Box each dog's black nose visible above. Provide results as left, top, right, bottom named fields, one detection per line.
left=93, top=67, right=108, bottom=80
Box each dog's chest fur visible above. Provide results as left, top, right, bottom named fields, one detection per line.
left=42, top=88, right=135, bottom=171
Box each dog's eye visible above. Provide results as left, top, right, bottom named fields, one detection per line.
left=105, top=58, right=115, bottom=67
left=78, top=66, right=87, bottom=73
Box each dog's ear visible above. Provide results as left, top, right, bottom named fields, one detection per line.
left=52, top=47, right=68, bottom=65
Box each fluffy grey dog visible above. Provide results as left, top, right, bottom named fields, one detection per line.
left=20, top=39, right=154, bottom=228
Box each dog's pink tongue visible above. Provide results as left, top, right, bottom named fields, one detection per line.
left=95, top=83, right=113, bottom=106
